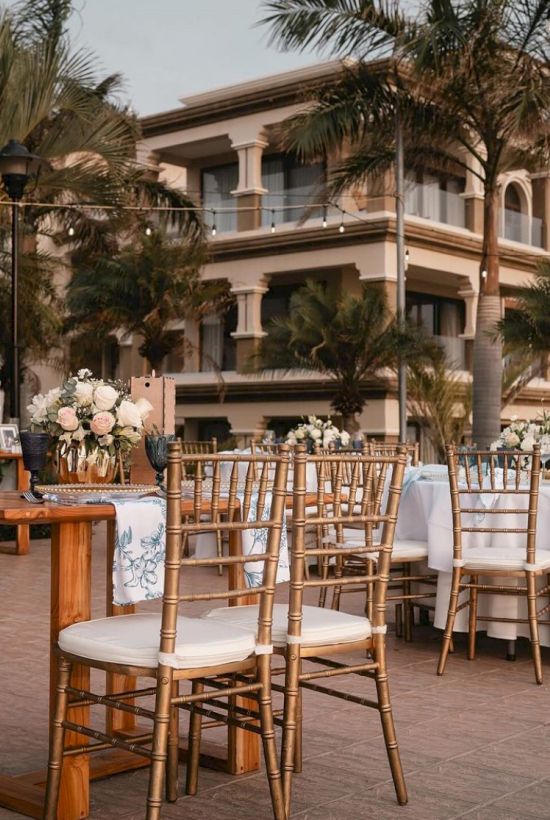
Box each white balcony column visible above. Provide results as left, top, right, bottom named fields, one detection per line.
left=230, top=282, right=268, bottom=371
left=458, top=283, right=478, bottom=339
left=461, top=153, right=485, bottom=234
left=230, top=138, right=268, bottom=231
left=530, top=171, right=550, bottom=250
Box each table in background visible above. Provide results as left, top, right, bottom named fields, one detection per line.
left=396, top=477, right=550, bottom=644
left=0, top=492, right=257, bottom=820
left=0, top=451, right=29, bottom=554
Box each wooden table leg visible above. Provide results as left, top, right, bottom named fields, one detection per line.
left=51, top=521, right=92, bottom=820
left=105, top=520, right=137, bottom=736
left=227, top=527, right=261, bottom=775
left=15, top=458, right=29, bottom=555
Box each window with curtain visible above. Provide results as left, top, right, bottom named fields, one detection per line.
left=262, top=155, right=325, bottom=226
left=201, top=163, right=238, bottom=233
left=200, top=316, right=224, bottom=371
left=405, top=171, right=465, bottom=227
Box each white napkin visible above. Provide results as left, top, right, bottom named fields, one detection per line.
left=112, top=497, right=166, bottom=606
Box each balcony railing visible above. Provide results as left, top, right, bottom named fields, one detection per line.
left=435, top=335, right=466, bottom=369
left=405, top=183, right=465, bottom=228
left=500, top=208, right=543, bottom=248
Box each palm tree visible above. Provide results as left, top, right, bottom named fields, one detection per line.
left=261, top=0, right=550, bottom=446
left=0, top=0, right=203, bottom=407
left=408, top=354, right=472, bottom=462
left=66, top=229, right=231, bottom=373
left=498, top=261, right=550, bottom=355
left=257, top=278, right=434, bottom=431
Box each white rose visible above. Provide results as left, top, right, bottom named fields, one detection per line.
left=286, top=434, right=297, bottom=445
left=310, top=428, right=322, bottom=440
left=521, top=435, right=535, bottom=451
left=294, top=429, right=305, bottom=440
left=340, top=431, right=351, bottom=446
left=46, top=387, right=61, bottom=405
left=117, top=400, right=143, bottom=429
left=134, top=397, right=154, bottom=420
left=77, top=368, right=93, bottom=379
left=74, top=380, right=93, bottom=406
left=94, top=384, right=118, bottom=411
left=28, top=394, right=48, bottom=423
left=504, top=431, right=520, bottom=448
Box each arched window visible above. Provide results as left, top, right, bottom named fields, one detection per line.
left=504, top=182, right=528, bottom=243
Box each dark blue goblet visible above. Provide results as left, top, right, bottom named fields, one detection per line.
left=20, top=431, right=50, bottom=496
left=145, top=434, right=176, bottom=489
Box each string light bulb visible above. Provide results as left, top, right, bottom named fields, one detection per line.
left=211, top=210, right=217, bottom=236
left=271, top=209, right=276, bottom=233
left=322, top=205, right=328, bottom=228
left=145, top=225, right=152, bottom=236
left=67, top=226, right=75, bottom=237
left=339, top=218, right=345, bottom=234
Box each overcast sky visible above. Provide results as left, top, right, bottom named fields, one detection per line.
left=65, top=0, right=320, bottom=115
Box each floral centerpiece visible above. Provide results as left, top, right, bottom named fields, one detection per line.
left=27, top=369, right=153, bottom=482
left=491, top=413, right=550, bottom=458
left=286, top=416, right=351, bottom=450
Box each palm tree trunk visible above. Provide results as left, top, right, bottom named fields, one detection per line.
left=472, top=187, right=502, bottom=447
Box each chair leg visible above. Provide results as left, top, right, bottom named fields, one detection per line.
left=281, top=651, right=301, bottom=818
left=403, top=573, right=413, bottom=642
left=395, top=603, right=403, bottom=638
left=146, top=667, right=174, bottom=819
left=318, top=549, right=330, bottom=608
left=216, top=529, right=224, bottom=576
left=365, top=559, right=374, bottom=621
left=166, top=680, right=179, bottom=802
left=185, top=680, right=204, bottom=795
left=467, top=574, right=478, bottom=661
left=331, top=555, right=344, bottom=611
left=526, top=571, right=543, bottom=685
left=293, top=686, right=303, bottom=774
left=437, top=567, right=462, bottom=676
left=43, top=656, right=72, bottom=820
left=257, top=655, right=285, bottom=820
left=374, top=638, right=408, bottom=805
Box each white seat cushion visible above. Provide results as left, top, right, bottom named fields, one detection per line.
left=461, top=546, right=550, bottom=573
left=204, top=603, right=371, bottom=647
left=58, top=613, right=256, bottom=669
left=323, top=528, right=428, bottom=562
left=392, top=540, right=429, bottom=561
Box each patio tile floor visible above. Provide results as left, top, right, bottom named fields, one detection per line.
left=0, top=525, right=549, bottom=819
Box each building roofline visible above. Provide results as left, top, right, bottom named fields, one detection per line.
left=140, top=58, right=387, bottom=137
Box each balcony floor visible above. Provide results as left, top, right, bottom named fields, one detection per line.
left=1, top=527, right=549, bottom=819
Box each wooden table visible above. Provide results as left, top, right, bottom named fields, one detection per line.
left=0, top=492, right=259, bottom=820
left=0, top=452, right=30, bottom=554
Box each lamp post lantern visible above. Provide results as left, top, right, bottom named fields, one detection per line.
left=0, top=140, right=43, bottom=422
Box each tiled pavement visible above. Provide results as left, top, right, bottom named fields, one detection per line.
left=1, top=527, right=550, bottom=819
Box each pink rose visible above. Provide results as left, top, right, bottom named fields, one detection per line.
left=90, top=411, right=115, bottom=436
left=57, top=406, right=79, bottom=431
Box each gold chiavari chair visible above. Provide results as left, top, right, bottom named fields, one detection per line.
left=202, top=447, right=408, bottom=815
left=330, top=440, right=436, bottom=641
left=44, top=444, right=290, bottom=820
left=181, top=438, right=224, bottom=573
left=368, top=440, right=420, bottom=466
left=251, top=438, right=281, bottom=455
left=438, top=444, right=548, bottom=684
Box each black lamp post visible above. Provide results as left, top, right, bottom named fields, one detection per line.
left=0, top=140, right=43, bottom=422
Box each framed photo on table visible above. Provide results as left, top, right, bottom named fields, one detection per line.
left=0, top=423, right=19, bottom=452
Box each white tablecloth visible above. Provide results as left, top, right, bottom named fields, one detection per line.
left=396, top=475, right=550, bottom=643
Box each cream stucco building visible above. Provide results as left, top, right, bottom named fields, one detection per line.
left=128, top=61, right=550, bottom=453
